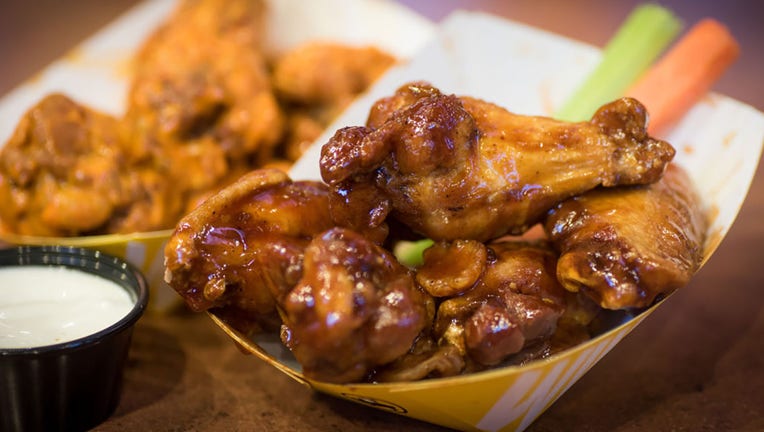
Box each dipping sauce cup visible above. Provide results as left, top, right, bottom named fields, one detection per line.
left=0, top=246, right=149, bottom=432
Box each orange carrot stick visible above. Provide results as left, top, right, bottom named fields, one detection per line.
left=626, top=18, right=740, bottom=136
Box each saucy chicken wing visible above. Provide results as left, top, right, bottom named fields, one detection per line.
left=416, top=240, right=573, bottom=367
left=164, top=169, right=333, bottom=332
left=281, top=227, right=433, bottom=383
left=0, top=93, right=180, bottom=236
left=544, top=163, right=707, bottom=309
left=126, top=0, right=283, bottom=203
left=320, top=82, right=676, bottom=242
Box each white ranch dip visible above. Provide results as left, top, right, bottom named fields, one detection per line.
left=0, top=265, right=134, bottom=349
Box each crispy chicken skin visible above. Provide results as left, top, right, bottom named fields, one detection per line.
left=126, top=0, right=283, bottom=201
left=0, top=94, right=180, bottom=236
left=320, top=82, right=676, bottom=242
left=272, top=42, right=396, bottom=161
left=418, top=240, right=570, bottom=367
left=164, top=169, right=333, bottom=324
left=544, top=163, right=707, bottom=310
left=281, top=227, right=433, bottom=383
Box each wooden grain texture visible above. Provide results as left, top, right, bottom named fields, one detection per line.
left=2, top=1, right=763, bottom=431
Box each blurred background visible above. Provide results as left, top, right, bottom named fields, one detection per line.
left=2, top=0, right=763, bottom=110
left=397, top=0, right=764, bottom=110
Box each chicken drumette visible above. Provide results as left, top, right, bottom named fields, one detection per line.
left=544, top=163, right=707, bottom=310
left=320, top=82, right=676, bottom=243
left=281, top=227, right=433, bottom=383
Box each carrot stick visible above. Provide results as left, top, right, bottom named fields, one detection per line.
left=626, top=18, right=740, bottom=136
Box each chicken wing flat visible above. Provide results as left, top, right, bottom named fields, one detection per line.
left=320, top=82, right=676, bottom=242
left=126, top=0, right=283, bottom=201
left=0, top=93, right=180, bottom=236
left=544, top=163, right=707, bottom=310
left=164, top=169, right=333, bottom=333
left=281, top=227, right=433, bottom=384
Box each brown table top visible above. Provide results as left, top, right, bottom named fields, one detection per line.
left=2, top=1, right=764, bottom=431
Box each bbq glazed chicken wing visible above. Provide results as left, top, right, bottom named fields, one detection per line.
left=281, top=227, right=433, bottom=384
left=282, top=228, right=434, bottom=383
left=544, top=163, right=707, bottom=310
left=126, top=0, right=283, bottom=202
left=165, top=171, right=432, bottom=382
left=416, top=240, right=574, bottom=367
left=0, top=93, right=181, bottom=236
left=320, top=82, right=676, bottom=243
left=164, top=169, right=333, bottom=332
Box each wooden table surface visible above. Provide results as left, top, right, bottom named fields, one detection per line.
left=2, top=1, right=763, bottom=431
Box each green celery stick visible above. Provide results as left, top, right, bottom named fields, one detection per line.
left=555, top=4, right=682, bottom=122
left=393, top=239, right=434, bottom=268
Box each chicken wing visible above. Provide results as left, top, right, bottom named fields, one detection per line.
left=320, top=82, right=676, bottom=242
left=164, top=169, right=333, bottom=333
left=126, top=0, right=284, bottom=202
left=418, top=240, right=570, bottom=367
left=281, top=227, right=433, bottom=383
left=544, top=163, right=707, bottom=309
left=0, top=93, right=180, bottom=236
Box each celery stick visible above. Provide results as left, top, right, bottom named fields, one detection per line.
left=393, top=239, right=434, bottom=268
left=555, top=4, right=682, bottom=122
